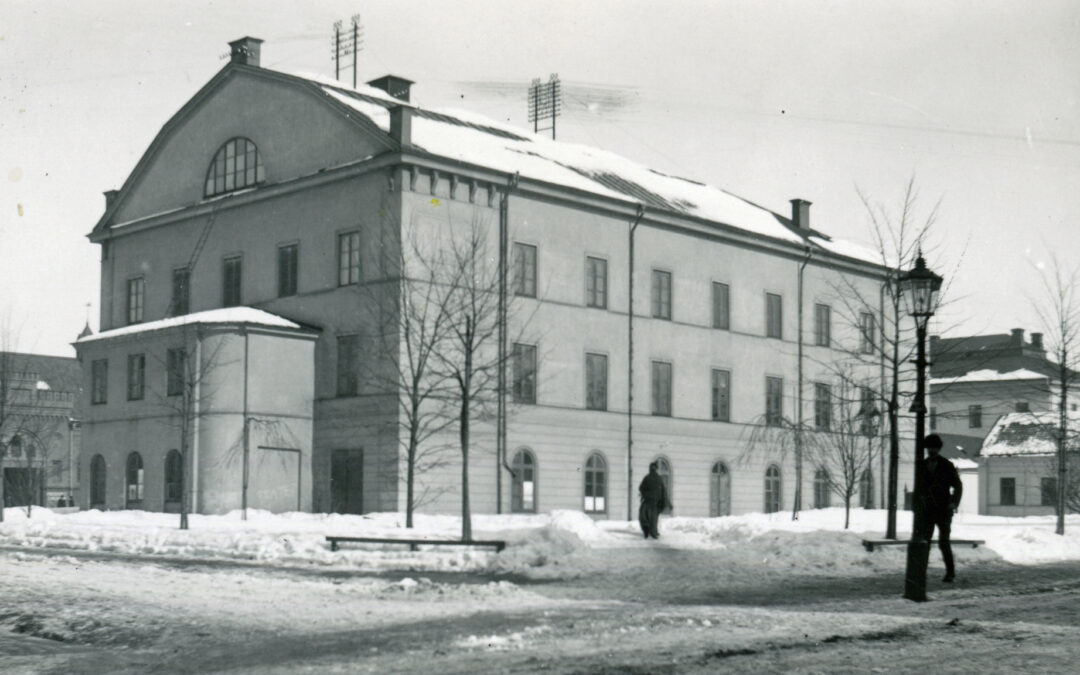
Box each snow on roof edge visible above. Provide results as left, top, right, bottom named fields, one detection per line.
left=76, top=308, right=307, bottom=344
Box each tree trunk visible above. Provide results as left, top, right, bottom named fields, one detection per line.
left=460, top=396, right=471, bottom=541
left=1057, top=358, right=1067, bottom=535
left=406, top=425, right=417, bottom=529
left=844, top=495, right=851, bottom=530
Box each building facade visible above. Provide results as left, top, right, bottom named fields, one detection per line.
left=79, top=36, right=892, bottom=518
left=978, top=412, right=1078, bottom=517
left=0, top=352, right=82, bottom=508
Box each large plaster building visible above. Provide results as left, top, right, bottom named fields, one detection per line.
left=76, top=37, right=893, bottom=519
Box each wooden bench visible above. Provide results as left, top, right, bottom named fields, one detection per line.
left=326, top=536, right=506, bottom=553
left=861, top=539, right=985, bottom=552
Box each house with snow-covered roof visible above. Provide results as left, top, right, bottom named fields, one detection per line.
left=978, top=412, right=1079, bottom=516
left=75, top=36, right=893, bottom=519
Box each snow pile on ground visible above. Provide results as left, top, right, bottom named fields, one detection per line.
left=2, top=506, right=1078, bottom=573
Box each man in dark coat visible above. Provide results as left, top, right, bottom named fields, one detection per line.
left=638, top=461, right=670, bottom=539
left=919, top=433, right=963, bottom=582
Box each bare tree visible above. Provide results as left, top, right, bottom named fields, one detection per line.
left=1029, top=252, right=1080, bottom=534
left=357, top=227, right=456, bottom=528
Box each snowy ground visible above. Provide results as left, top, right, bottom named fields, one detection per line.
left=3, top=507, right=1080, bottom=673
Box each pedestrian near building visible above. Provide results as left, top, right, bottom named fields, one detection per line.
left=919, top=433, right=963, bottom=582
left=639, top=461, right=671, bottom=539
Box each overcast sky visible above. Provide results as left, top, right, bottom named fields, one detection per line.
left=3, top=0, right=1078, bottom=356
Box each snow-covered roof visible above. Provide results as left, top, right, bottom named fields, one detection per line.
left=290, top=71, right=881, bottom=265
left=953, top=458, right=979, bottom=470
left=76, top=308, right=305, bottom=344
left=930, top=368, right=1048, bottom=386
left=981, top=411, right=1080, bottom=457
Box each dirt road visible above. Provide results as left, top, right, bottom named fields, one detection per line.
left=2, top=546, right=1079, bottom=673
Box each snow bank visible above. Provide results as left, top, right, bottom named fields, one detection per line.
left=2, top=506, right=1078, bottom=573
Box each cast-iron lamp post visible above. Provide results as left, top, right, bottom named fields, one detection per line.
left=899, top=253, right=943, bottom=602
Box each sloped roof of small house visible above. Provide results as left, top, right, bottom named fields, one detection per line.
left=0, top=352, right=81, bottom=394
left=929, top=368, right=1048, bottom=387
left=74, top=307, right=314, bottom=344
left=981, top=411, right=1080, bottom=457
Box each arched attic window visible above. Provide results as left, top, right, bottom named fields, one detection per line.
left=204, top=137, right=265, bottom=197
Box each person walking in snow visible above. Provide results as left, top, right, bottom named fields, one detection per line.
left=919, top=433, right=963, bottom=582
left=638, top=461, right=670, bottom=539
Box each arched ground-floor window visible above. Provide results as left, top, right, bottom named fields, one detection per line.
left=164, top=449, right=183, bottom=512
left=126, top=452, right=144, bottom=508
left=583, top=453, right=607, bottom=514
left=90, top=454, right=106, bottom=509
left=814, top=467, right=831, bottom=509
left=710, top=461, right=730, bottom=517
left=511, top=448, right=536, bottom=513
left=764, top=464, right=782, bottom=514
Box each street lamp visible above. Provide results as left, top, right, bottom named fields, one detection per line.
left=898, top=252, right=943, bottom=602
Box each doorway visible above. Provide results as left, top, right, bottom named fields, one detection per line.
left=330, top=448, right=364, bottom=514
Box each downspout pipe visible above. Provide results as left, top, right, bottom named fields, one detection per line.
left=241, top=328, right=250, bottom=520
left=627, top=203, right=646, bottom=522
left=795, top=244, right=813, bottom=520
left=497, top=172, right=520, bottom=511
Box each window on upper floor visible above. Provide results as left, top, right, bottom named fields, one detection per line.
left=278, top=243, right=299, bottom=297
left=860, top=312, right=876, bottom=354
left=514, top=243, right=537, bottom=298
left=651, top=270, right=671, bottom=320
left=127, top=277, right=144, bottom=325
left=766, top=293, right=782, bottom=339
left=222, top=256, right=242, bottom=307
left=586, top=256, right=607, bottom=309
left=513, top=343, right=537, bottom=404
left=814, top=304, right=831, bottom=347
left=712, top=282, right=730, bottom=330
left=91, top=359, right=108, bottom=405
left=968, top=404, right=982, bottom=428
left=585, top=353, right=607, bottom=411
left=171, top=267, right=190, bottom=316
left=814, top=382, right=832, bottom=430
left=127, top=353, right=145, bottom=401
left=338, top=232, right=361, bottom=286
left=711, top=369, right=730, bottom=422
left=765, top=376, right=783, bottom=426
left=204, top=137, right=264, bottom=198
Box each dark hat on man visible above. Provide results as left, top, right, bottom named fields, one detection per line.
left=649, top=461, right=659, bottom=471
left=924, top=433, right=943, bottom=449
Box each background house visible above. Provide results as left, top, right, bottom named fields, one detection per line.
left=0, top=351, right=82, bottom=508
left=78, top=36, right=896, bottom=519
left=979, top=411, right=1078, bottom=516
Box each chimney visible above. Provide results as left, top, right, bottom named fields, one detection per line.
left=1031, top=332, right=1044, bottom=351
left=366, top=75, right=415, bottom=102
left=790, top=198, right=812, bottom=231
left=390, top=106, right=413, bottom=148
left=103, top=189, right=119, bottom=210
left=1010, top=328, right=1024, bottom=346
left=228, top=37, right=263, bottom=67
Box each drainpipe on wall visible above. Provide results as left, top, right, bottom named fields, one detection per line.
left=191, top=333, right=202, bottom=514
left=795, top=245, right=813, bottom=520
left=627, top=204, right=646, bottom=522
left=496, top=172, right=520, bottom=512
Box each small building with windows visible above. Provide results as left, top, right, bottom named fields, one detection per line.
left=80, top=36, right=894, bottom=519
left=978, top=411, right=1079, bottom=516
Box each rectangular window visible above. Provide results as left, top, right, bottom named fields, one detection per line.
left=766, top=376, right=783, bottom=426
left=814, top=382, right=832, bottom=430
left=338, top=231, right=361, bottom=286
left=512, top=343, right=537, bottom=404
left=278, top=243, right=298, bottom=297
left=51, top=460, right=63, bottom=480
left=513, top=243, right=537, bottom=297
left=585, top=353, right=607, bottom=411
left=337, top=335, right=359, bottom=396
left=166, top=348, right=185, bottom=397
left=1041, top=477, right=1058, bottom=507
left=930, top=407, right=937, bottom=431
left=651, top=360, right=672, bottom=416
left=860, top=312, right=876, bottom=354
left=651, top=270, right=672, bottom=319
left=814, top=304, right=831, bottom=347
left=766, top=293, right=783, bottom=339
left=127, top=277, right=144, bottom=325
left=711, top=369, right=731, bottom=422
left=222, top=256, right=242, bottom=306
left=968, top=404, right=982, bottom=428
left=585, top=257, right=607, bottom=309
left=712, top=282, right=730, bottom=330
left=126, top=353, right=145, bottom=401
left=171, top=267, right=190, bottom=316
left=1016, top=401, right=1030, bottom=413
left=1000, top=477, right=1016, bottom=506
left=91, top=359, right=108, bottom=405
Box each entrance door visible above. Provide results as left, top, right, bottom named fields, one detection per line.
left=330, top=449, right=364, bottom=514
